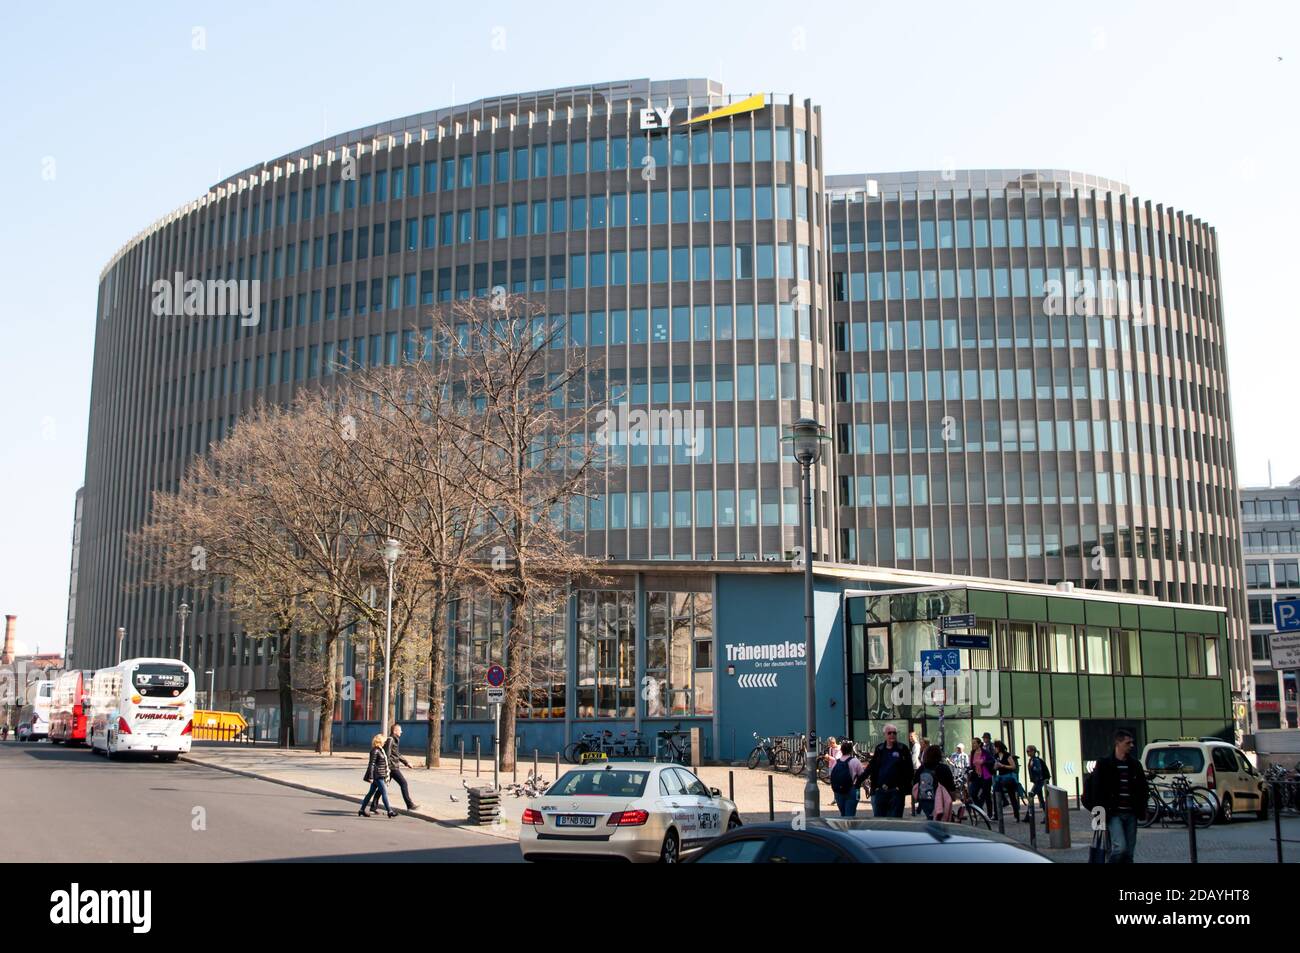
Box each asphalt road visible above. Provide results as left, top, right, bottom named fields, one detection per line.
left=0, top=741, right=522, bottom=862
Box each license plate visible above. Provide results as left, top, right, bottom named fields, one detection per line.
left=555, top=815, right=597, bottom=828
left=149, top=732, right=169, bottom=738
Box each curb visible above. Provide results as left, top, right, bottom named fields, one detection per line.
left=179, top=754, right=522, bottom=843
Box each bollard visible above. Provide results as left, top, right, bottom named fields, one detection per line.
left=533, top=748, right=538, bottom=783
left=555, top=751, right=560, bottom=779
left=475, top=736, right=481, bottom=777
left=1028, top=802, right=1037, bottom=850
left=1075, top=777, right=1081, bottom=811
left=768, top=774, right=775, bottom=821
left=996, top=788, right=1005, bottom=834
left=729, top=770, right=734, bottom=803
left=1274, top=783, right=1284, bottom=864
left=459, top=738, right=464, bottom=775
left=1045, top=785, right=1070, bottom=849
left=1187, top=793, right=1198, bottom=864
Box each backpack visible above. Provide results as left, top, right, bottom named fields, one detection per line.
left=916, top=768, right=936, bottom=802
left=830, top=758, right=855, bottom=794
left=1033, top=756, right=1051, bottom=783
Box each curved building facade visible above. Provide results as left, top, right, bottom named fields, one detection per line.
left=75, top=79, right=1248, bottom=712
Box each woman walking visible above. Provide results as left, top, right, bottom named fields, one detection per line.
left=360, top=733, right=399, bottom=818
left=913, top=744, right=957, bottom=820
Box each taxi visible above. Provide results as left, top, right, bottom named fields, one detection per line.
left=519, top=761, right=741, bottom=862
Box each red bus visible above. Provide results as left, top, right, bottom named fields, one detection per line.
left=49, top=670, right=93, bottom=745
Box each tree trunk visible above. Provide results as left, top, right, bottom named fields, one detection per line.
left=315, top=635, right=338, bottom=754
left=277, top=626, right=295, bottom=747
left=500, top=594, right=522, bottom=771
left=425, top=626, right=446, bottom=768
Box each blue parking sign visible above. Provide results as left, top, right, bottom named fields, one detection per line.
left=1275, top=599, right=1300, bottom=632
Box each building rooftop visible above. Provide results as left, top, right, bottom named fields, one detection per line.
left=826, top=168, right=1132, bottom=197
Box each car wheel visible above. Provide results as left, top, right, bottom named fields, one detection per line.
left=659, top=829, right=680, bottom=864
left=727, top=813, right=742, bottom=831
left=1219, top=793, right=1233, bottom=823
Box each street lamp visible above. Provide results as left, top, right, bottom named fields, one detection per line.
left=205, top=669, right=215, bottom=710
left=380, top=538, right=402, bottom=736
left=787, top=417, right=826, bottom=819
left=177, top=602, right=191, bottom=664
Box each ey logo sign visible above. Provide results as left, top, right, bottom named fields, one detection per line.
left=638, top=93, right=765, bottom=131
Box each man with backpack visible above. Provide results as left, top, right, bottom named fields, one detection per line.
left=1026, top=745, right=1051, bottom=815
left=867, top=724, right=914, bottom=818
left=829, top=740, right=866, bottom=816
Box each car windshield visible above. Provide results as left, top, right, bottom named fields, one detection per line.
left=1145, top=747, right=1205, bottom=773
left=549, top=770, right=650, bottom=797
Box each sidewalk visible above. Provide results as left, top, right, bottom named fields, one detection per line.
left=181, top=744, right=1091, bottom=854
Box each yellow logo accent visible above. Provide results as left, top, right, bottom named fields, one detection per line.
left=685, top=93, right=766, bottom=125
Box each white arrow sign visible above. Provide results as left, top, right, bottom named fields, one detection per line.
left=737, top=673, right=779, bottom=688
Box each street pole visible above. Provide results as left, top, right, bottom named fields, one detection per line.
left=206, top=669, right=215, bottom=710
left=381, top=538, right=401, bottom=737
left=177, top=602, right=190, bottom=665
left=116, top=627, right=125, bottom=664
left=801, top=455, right=818, bottom=818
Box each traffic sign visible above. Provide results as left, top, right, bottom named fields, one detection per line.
left=1269, top=632, right=1300, bottom=671
left=486, top=664, right=506, bottom=687
left=921, top=649, right=961, bottom=678
left=945, top=633, right=990, bottom=649
left=940, top=613, right=976, bottom=631
left=1274, top=599, right=1300, bottom=633
left=486, top=686, right=505, bottom=705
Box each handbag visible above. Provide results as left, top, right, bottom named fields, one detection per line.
left=1088, top=827, right=1111, bottom=864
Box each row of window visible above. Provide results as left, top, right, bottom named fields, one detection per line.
left=1244, top=531, right=1300, bottom=553
left=829, top=196, right=1212, bottom=274
left=1245, top=561, right=1300, bottom=589
left=1241, top=498, right=1300, bottom=520
left=839, top=365, right=1186, bottom=408
left=203, top=125, right=808, bottom=246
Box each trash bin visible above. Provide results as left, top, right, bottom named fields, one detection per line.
left=1044, top=784, right=1070, bottom=849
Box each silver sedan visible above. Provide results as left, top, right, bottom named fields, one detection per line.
left=520, top=761, right=741, bottom=863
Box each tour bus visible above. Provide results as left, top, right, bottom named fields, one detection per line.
left=17, top=680, right=54, bottom=741
left=49, top=669, right=94, bottom=745
left=88, top=658, right=194, bottom=761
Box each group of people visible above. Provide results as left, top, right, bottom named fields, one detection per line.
left=358, top=723, right=420, bottom=818
left=824, top=726, right=1052, bottom=823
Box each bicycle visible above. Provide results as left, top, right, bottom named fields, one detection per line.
left=747, top=732, right=792, bottom=771
left=563, top=729, right=613, bottom=764
left=656, top=724, right=689, bottom=764
left=1139, top=769, right=1216, bottom=830
left=950, top=768, right=992, bottom=830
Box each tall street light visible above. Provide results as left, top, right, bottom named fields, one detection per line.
left=205, top=669, right=215, bottom=710
left=380, top=538, right=402, bottom=737
left=177, top=602, right=191, bottom=665
left=788, top=417, right=827, bottom=819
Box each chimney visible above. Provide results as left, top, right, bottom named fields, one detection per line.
left=1, top=615, right=15, bottom=664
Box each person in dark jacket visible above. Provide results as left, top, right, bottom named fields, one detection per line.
left=914, top=744, right=957, bottom=819
left=383, top=724, right=419, bottom=810
left=1025, top=745, right=1051, bottom=815
left=360, top=733, right=398, bottom=818
left=1084, top=729, right=1149, bottom=862
left=866, top=724, right=914, bottom=818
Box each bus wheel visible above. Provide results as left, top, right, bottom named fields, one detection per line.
left=159, top=753, right=178, bottom=763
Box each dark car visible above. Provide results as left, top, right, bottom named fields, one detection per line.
left=685, top=817, right=1052, bottom=863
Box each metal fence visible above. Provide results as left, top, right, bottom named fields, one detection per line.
left=191, top=724, right=257, bottom=744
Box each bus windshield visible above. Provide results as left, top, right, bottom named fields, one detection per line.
left=133, top=663, right=190, bottom=697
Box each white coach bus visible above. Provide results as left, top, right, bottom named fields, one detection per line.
left=88, top=658, right=195, bottom=761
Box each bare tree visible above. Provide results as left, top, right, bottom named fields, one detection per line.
left=434, top=294, right=606, bottom=770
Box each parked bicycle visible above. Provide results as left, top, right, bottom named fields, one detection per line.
left=1140, top=767, right=1216, bottom=830
left=656, top=724, right=689, bottom=764
left=563, top=729, right=613, bottom=763
left=950, top=768, right=992, bottom=830
left=747, top=732, right=793, bottom=771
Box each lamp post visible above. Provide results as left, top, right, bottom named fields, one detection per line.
left=380, top=538, right=402, bottom=736
left=116, top=627, right=125, bottom=664
left=788, top=417, right=826, bottom=819
left=205, top=669, right=215, bottom=710
left=177, top=602, right=191, bottom=664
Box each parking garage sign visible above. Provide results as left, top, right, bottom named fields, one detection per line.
left=1273, top=599, right=1300, bottom=632
left=1269, top=632, right=1300, bottom=671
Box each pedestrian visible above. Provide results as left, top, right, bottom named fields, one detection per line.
left=991, top=740, right=1023, bottom=821
left=383, top=724, right=419, bottom=811
left=829, top=740, right=866, bottom=817
left=948, top=743, right=969, bottom=776
left=867, top=724, right=914, bottom=818
left=1025, top=745, right=1051, bottom=815
left=909, top=732, right=923, bottom=814
left=1082, top=729, right=1149, bottom=863
left=359, top=733, right=399, bottom=818
left=913, top=744, right=957, bottom=820
left=969, top=736, right=993, bottom=813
